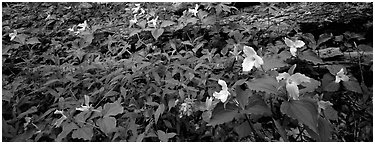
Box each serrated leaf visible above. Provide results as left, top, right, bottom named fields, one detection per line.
left=343, top=80, right=363, bottom=93
left=281, top=99, right=318, bottom=133
left=299, top=50, right=323, bottom=64
left=323, top=106, right=338, bottom=121
left=246, top=75, right=278, bottom=94
left=262, top=55, right=289, bottom=71
left=235, top=85, right=251, bottom=110
left=154, top=103, right=165, bottom=124
left=300, top=78, right=320, bottom=94
left=157, top=130, right=176, bottom=142
left=97, top=117, right=116, bottom=135
left=234, top=122, right=252, bottom=139
left=151, top=28, right=164, bottom=40
left=102, top=100, right=124, bottom=117
left=160, top=20, right=176, bottom=28
left=208, top=103, right=239, bottom=126
left=241, top=94, right=272, bottom=116
left=71, top=126, right=93, bottom=141
left=26, top=37, right=40, bottom=45
left=56, top=122, right=78, bottom=142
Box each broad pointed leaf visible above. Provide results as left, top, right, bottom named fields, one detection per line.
left=235, top=85, right=251, bottom=110
left=154, top=103, right=165, bottom=124
left=102, top=100, right=124, bottom=117
left=317, top=116, right=333, bottom=141
left=71, top=126, right=93, bottom=141
left=300, top=78, right=320, bottom=94
left=208, top=103, right=239, bottom=126
left=299, top=50, right=323, bottom=64
left=343, top=80, right=363, bottom=94
left=246, top=75, right=278, bottom=94
left=151, top=28, right=164, bottom=40
left=262, top=55, right=289, bottom=71
left=322, top=73, right=339, bottom=92
left=157, top=130, right=176, bottom=142
left=234, top=122, right=252, bottom=139
left=317, top=33, right=332, bottom=46
left=56, top=122, right=78, bottom=142
left=160, top=20, right=176, bottom=28
left=241, top=94, right=272, bottom=116
left=97, top=117, right=116, bottom=134
left=323, top=106, right=338, bottom=121
left=280, top=99, right=318, bottom=133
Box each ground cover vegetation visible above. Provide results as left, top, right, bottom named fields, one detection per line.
left=2, top=2, right=373, bottom=142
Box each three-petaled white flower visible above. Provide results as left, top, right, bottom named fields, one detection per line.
left=205, top=96, right=214, bottom=110
left=284, top=37, right=305, bottom=57
left=129, top=14, right=138, bottom=28
left=276, top=72, right=311, bottom=100
left=9, top=30, right=17, bottom=41
left=242, top=46, right=264, bottom=72
left=148, top=16, right=159, bottom=28
left=76, top=95, right=92, bottom=112
left=132, top=4, right=141, bottom=13
left=53, top=110, right=67, bottom=127
left=213, top=79, right=230, bottom=103
left=335, top=68, right=349, bottom=83
left=188, top=4, right=199, bottom=17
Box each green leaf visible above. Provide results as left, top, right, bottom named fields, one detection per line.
left=357, top=44, right=372, bottom=52
left=299, top=50, right=323, bottom=64
left=323, top=106, right=338, bottom=121
left=234, top=122, right=252, bottom=139
left=343, top=80, right=363, bottom=94
left=97, top=117, right=116, bottom=135
left=208, top=103, right=239, bottom=126
left=317, top=116, right=333, bottom=141
left=241, top=94, right=272, bottom=116
left=102, top=100, right=124, bottom=117
left=71, top=126, right=93, bottom=141
left=160, top=20, right=176, bottom=28
left=26, top=37, right=41, bottom=45
left=246, top=75, right=278, bottom=94
left=154, top=103, right=165, bottom=124
left=327, top=65, right=345, bottom=76
left=157, top=130, right=176, bottom=142
left=300, top=78, right=320, bottom=94
left=56, top=122, right=78, bottom=142
left=322, top=73, right=339, bottom=92
left=262, top=55, right=289, bottom=71
left=280, top=99, right=318, bottom=133
left=235, top=85, right=251, bottom=110
left=288, top=64, right=297, bottom=75
left=151, top=28, right=164, bottom=40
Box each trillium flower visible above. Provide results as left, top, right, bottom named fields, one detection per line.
left=277, top=72, right=311, bottom=100
left=242, top=46, right=264, bottom=72
left=132, top=4, right=141, bottom=13
left=129, top=14, right=138, bottom=28
left=317, top=100, right=333, bottom=114
left=148, top=16, right=159, bottom=28
left=53, top=110, right=67, bottom=127
left=76, top=95, right=92, bottom=112
left=188, top=4, right=199, bottom=17
left=9, top=30, right=17, bottom=41
left=335, top=68, right=349, bottom=83
left=205, top=96, right=214, bottom=110
left=213, top=79, right=230, bottom=103
left=77, top=20, right=88, bottom=32
left=284, top=37, right=305, bottom=57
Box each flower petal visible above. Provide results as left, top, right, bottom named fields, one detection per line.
left=289, top=73, right=311, bottom=85
left=243, top=46, right=257, bottom=57
left=205, top=97, right=213, bottom=110
left=284, top=37, right=294, bottom=48
left=242, top=57, right=255, bottom=72
left=335, top=68, right=349, bottom=83
left=213, top=90, right=229, bottom=103
left=286, top=81, right=299, bottom=100
left=254, top=54, right=264, bottom=68
left=293, top=40, right=305, bottom=48
left=276, top=72, right=290, bottom=82
left=218, top=79, right=228, bottom=90
left=290, top=47, right=297, bottom=57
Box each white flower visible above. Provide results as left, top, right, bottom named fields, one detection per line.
left=77, top=20, right=88, bottom=32
left=213, top=79, right=230, bottom=103
left=129, top=14, right=138, bottom=28
left=317, top=100, right=333, bottom=114
left=147, top=16, right=158, bottom=28
left=76, top=95, right=91, bottom=112
left=242, top=46, right=264, bottom=72
left=9, top=30, right=17, bottom=41
left=53, top=110, right=67, bottom=128
left=188, top=4, right=199, bottom=17
left=132, top=4, right=141, bottom=13
left=284, top=37, right=305, bottom=57
left=277, top=71, right=311, bottom=100
left=335, top=68, right=349, bottom=83
left=205, top=97, right=213, bottom=110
